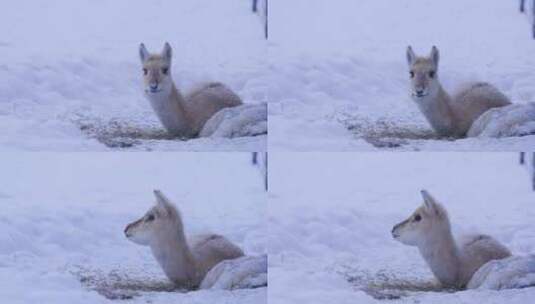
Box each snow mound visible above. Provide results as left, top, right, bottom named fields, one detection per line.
left=468, top=103, right=535, bottom=137
left=200, top=103, right=267, bottom=138
left=200, top=255, right=267, bottom=290
left=468, top=255, right=535, bottom=290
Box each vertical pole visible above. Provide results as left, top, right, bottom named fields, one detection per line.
left=532, top=1, right=535, bottom=39
left=264, top=152, right=268, bottom=191
left=520, top=152, right=525, bottom=164
left=252, top=0, right=258, bottom=13
left=265, top=0, right=269, bottom=40
left=521, top=0, right=525, bottom=12
left=532, top=152, right=535, bottom=191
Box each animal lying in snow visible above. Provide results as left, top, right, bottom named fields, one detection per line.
left=139, top=43, right=266, bottom=139
left=124, top=190, right=267, bottom=290
left=406, top=46, right=511, bottom=138
left=392, top=190, right=511, bottom=288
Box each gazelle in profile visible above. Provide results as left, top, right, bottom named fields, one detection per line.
left=392, top=190, right=511, bottom=288
left=124, top=190, right=244, bottom=289
left=406, top=46, right=511, bottom=137
left=139, top=43, right=242, bottom=138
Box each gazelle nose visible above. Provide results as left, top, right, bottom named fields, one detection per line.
left=391, top=224, right=400, bottom=235
left=416, top=89, right=424, bottom=95
left=124, top=225, right=131, bottom=237
left=150, top=84, right=158, bottom=90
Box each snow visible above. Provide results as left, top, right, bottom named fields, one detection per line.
left=269, top=0, right=535, bottom=150
left=468, top=103, right=535, bottom=137
left=201, top=255, right=268, bottom=290
left=269, top=153, right=535, bottom=303
left=200, top=103, right=268, bottom=138
left=468, top=254, right=535, bottom=290
left=0, top=0, right=267, bottom=151
left=0, top=153, right=266, bottom=303
left=523, top=0, right=535, bottom=26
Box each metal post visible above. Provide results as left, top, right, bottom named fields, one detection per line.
left=252, top=0, right=258, bottom=13
left=265, top=0, right=269, bottom=40
left=532, top=1, right=535, bottom=39
left=521, top=0, right=526, bottom=12
left=264, top=152, right=268, bottom=191
left=532, top=152, right=535, bottom=191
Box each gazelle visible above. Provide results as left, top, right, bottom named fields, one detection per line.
left=392, top=190, right=511, bottom=288
left=406, top=46, right=511, bottom=137
left=124, top=190, right=244, bottom=289
left=139, top=43, right=242, bottom=138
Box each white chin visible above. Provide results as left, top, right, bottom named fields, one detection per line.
left=399, top=238, right=416, bottom=246
left=128, top=235, right=149, bottom=245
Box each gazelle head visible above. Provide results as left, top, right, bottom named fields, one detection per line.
left=124, top=190, right=182, bottom=246
left=406, top=46, right=440, bottom=99
left=139, top=42, right=174, bottom=95
left=392, top=190, right=450, bottom=247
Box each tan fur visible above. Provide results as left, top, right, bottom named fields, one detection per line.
left=392, top=190, right=511, bottom=288
left=139, top=43, right=242, bottom=137
left=124, top=190, right=244, bottom=288
left=406, top=46, right=511, bottom=137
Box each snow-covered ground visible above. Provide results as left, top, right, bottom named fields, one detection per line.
left=0, top=0, right=267, bottom=151
left=269, top=153, right=535, bottom=303
left=0, top=153, right=266, bottom=303
left=269, top=0, right=535, bottom=150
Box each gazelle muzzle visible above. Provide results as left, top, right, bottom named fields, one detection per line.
left=124, top=218, right=142, bottom=237
left=391, top=219, right=409, bottom=238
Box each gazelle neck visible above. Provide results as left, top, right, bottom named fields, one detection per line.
left=150, top=223, right=198, bottom=287
left=146, top=82, right=194, bottom=137
left=415, top=84, right=459, bottom=137
left=418, top=226, right=461, bottom=287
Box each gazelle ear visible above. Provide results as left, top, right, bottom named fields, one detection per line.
left=430, top=46, right=440, bottom=67
left=406, top=46, right=416, bottom=65
left=162, top=42, right=173, bottom=62
left=139, top=43, right=149, bottom=63
left=154, top=189, right=174, bottom=214
left=421, top=190, right=444, bottom=217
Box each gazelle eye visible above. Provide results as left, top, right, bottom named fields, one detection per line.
left=410, top=71, right=415, bottom=78
left=145, top=214, right=155, bottom=222
left=143, top=68, right=148, bottom=75
left=162, top=68, right=169, bottom=75
left=414, top=214, right=422, bottom=222
left=428, top=71, right=435, bottom=78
